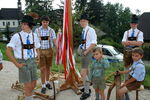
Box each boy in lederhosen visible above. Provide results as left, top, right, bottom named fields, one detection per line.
left=34, top=16, right=56, bottom=94
left=6, top=13, right=40, bottom=100
left=79, top=13, right=97, bottom=100
left=122, top=14, right=144, bottom=69
left=117, top=48, right=145, bottom=100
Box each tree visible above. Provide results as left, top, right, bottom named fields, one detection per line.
left=25, top=0, right=53, bottom=16
left=24, top=0, right=63, bottom=30
left=102, top=3, right=131, bottom=42
left=86, top=0, right=105, bottom=26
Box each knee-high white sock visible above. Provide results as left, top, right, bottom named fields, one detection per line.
left=25, top=96, right=33, bottom=100
left=84, top=75, right=90, bottom=93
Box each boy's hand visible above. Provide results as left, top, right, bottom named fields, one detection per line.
left=15, top=63, right=26, bottom=68
left=120, top=83, right=127, bottom=88
left=114, top=70, right=121, bottom=75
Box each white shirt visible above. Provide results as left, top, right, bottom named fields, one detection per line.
left=82, top=25, right=97, bottom=49
left=122, top=28, right=144, bottom=42
left=7, top=31, right=41, bottom=59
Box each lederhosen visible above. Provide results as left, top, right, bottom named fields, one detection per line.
left=18, top=33, right=35, bottom=59
left=123, top=30, right=140, bottom=67
left=126, top=62, right=144, bottom=91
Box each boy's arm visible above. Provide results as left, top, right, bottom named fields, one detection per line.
left=53, top=38, right=57, bottom=47
left=119, top=70, right=130, bottom=74
left=6, top=47, right=25, bottom=68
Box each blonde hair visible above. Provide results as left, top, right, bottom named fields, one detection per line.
left=93, top=47, right=103, bottom=54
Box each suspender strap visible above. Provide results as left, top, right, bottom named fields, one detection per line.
left=49, top=29, right=51, bottom=48
left=18, top=32, right=35, bottom=59
left=38, top=28, right=52, bottom=48
left=136, top=31, right=140, bottom=40
left=84, top=28, right=89, bottom=50
left=18, top=33, right=24, bottom=59
left=32, top=33, right=35, bottom=58
left=127, top=30, right=140, bottom=41
left=127, top=31, right=129, bottom=38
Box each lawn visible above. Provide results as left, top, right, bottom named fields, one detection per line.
left=0, top=42, right=7, bottom=60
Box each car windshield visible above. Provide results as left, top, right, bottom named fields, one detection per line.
left=109, top=47, right=120, bottom=55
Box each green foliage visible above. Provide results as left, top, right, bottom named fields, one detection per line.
left=99, top=37, right=123, bottom=52
left=74, top=0, right=131, bottom=44
left=143, top=66, right=150, bottom=88
left=24, top=0, right=63, bottom=30
left=0, top=42, right=8, bottom=60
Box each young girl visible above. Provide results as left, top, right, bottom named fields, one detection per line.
left=90, top=47, right=109, bottom=100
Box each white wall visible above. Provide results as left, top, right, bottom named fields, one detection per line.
left=0, top=20, right=19, bottom=28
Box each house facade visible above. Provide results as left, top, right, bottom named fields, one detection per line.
left=0, top=0, right=22, bottom=32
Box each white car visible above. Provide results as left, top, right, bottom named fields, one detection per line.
left=97, top=44, right=123, bottom=63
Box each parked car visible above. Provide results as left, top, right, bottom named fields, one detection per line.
left=97, top=44, right=123, bottom=63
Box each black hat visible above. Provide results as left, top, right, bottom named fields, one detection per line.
left=22, top=15, right=36, bottom=25
left=80, top=13, right=89, bottom=21
left=131, top=14, right=139, bottom=24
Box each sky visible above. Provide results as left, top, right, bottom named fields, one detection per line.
left=0, top=0, right=150, bottom=14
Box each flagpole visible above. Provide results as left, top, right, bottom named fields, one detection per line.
left=60, top=0, right=83, bottom=95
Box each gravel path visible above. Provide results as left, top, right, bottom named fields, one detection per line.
left=0, top=61, right=149, bottom=100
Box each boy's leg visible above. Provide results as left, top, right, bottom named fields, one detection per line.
left=118, top=87, right=128, bottom=100
left=24, top=82, right=33, bottom=100
left=95, top=88, right=100, bottom=100
left=0, top=64, right=3, bottom=71
left=99, top=89, right=105, bottom=100
left=45, top=50, right=53, bottom=89
left=81, top=68, right=90, bottom=93
left=31, top=80, right=36, bottom=91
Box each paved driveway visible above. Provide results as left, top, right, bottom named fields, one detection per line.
left=0, top=61, right=149, bottom=100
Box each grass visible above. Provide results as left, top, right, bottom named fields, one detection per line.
left=0, top=42, right=8, bottom=60
left=1, top=42, right=150, bottom=89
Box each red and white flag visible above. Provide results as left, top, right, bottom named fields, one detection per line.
left=62, top=0, right=76, bottom=79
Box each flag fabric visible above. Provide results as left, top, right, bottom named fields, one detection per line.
left=62, top=0, right=76, bottom=79
left=56, top=31, right=63, bottom=65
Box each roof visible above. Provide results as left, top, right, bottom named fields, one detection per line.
left=138, top=12, right=150, bottom=42
left=0, top=8, right=23, bottom=20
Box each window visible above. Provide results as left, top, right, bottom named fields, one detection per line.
left=7, top=22, right=10, bottom=26
left=3, top=22, right=5, bottom=26
left=102, top=48, right=112, bottom=56
left=13, top=22, right=15, bottom=26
